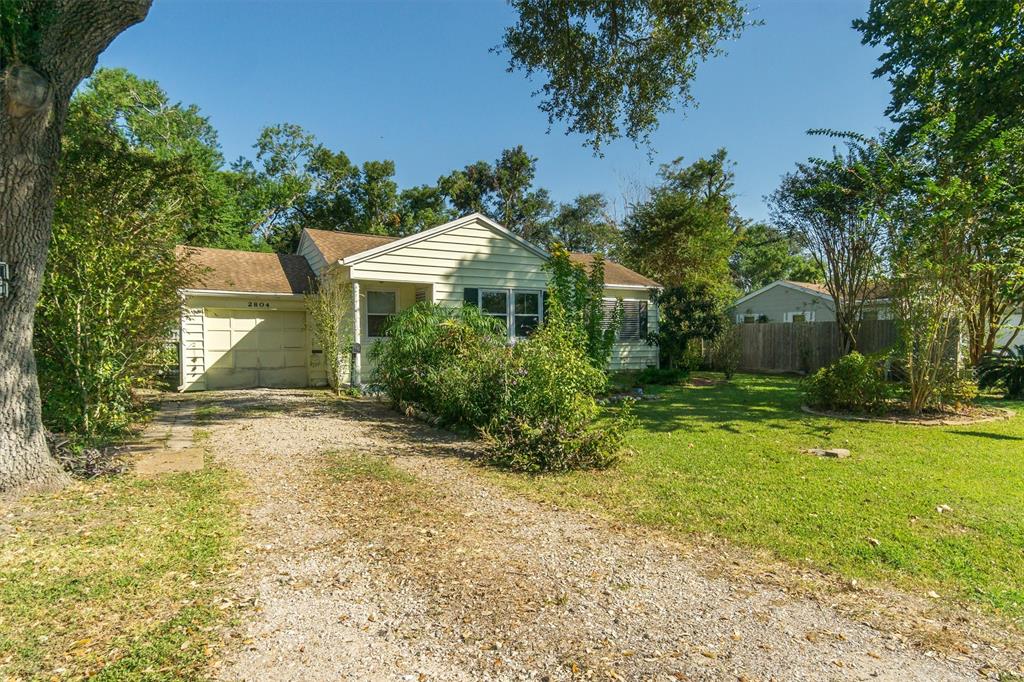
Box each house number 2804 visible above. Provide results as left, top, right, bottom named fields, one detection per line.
left=247, top=301, right=272, bottom=309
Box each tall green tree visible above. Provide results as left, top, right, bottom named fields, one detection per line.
left=855, top=2, right=1024, bottom=364
left=437, top=146, right=554, bottom=242
left=549, top=193, right=621, bottom=254
left=622, top=149, right=738, bottom=299
left=730, top=221, right=820, bottom=292
left=1, top=0, right=152, bottom=491
left=855, top=0, right=1024, bottom=151
left=501, top=0, right=751, bottom=152
left=235, top=124, right=405, bottom=252
left=72, top=68, right=257, bottom=250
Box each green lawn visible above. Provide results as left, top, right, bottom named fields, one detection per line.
left=490, top=373, right=1024, bottom=623
left=0, top=463, right=240, bottom=680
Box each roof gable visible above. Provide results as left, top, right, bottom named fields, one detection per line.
left=177, top=245, right=315, bottom=295
left=339, top=213, right=549, bottom=265
left=300, top=213, right=658, bottom=289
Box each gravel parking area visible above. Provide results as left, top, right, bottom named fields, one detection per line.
left=200, top=389, right=1013, bottom=681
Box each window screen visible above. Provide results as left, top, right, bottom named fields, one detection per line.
left=367, top=291, right=397, bottom=337
left=602, top=299, right=647, bottom=341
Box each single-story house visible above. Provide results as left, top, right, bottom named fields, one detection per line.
left=731, top=280, right=890, bottom=324
left=176, top=213, right=661, bottom=391
left=732, top=279, right=1022, bottom=348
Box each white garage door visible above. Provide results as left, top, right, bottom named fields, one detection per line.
left=203, top=309, right=308, bottom=389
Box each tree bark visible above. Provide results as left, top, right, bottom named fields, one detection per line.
left=0, top=0, right=152, bottom=492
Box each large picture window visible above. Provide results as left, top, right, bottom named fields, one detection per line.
left=366, top=290, right=397, bottom=337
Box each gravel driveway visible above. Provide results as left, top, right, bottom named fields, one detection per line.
left=199, top=389, right=1014, bottom=681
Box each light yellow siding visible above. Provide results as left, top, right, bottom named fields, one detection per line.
left=604, top=286, right=659, bottom=370
left=346, top=218, right=657, bottom=373
left=297, top=231, right=329, bottom=277
left=349, top=223, right=549, bottom=305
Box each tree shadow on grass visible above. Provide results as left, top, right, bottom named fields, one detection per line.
left=631, top=375, right=809, bottom=434
left=947, top=431, right=1023, bottom=441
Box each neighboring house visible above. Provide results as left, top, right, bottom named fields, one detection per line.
left=730, top=280, right=889, bottom=324
left=176, top=213, right=660, bottom=391
left=732, top=279, right=1022, bottom=349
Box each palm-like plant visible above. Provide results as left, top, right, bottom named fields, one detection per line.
left=977, top=345, right=1024, bottom=399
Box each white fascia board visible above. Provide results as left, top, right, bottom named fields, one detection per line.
left=603, top=283, right=661, bottom=291
left=339, top=213, right=550, bottom=265
left=180, top=288, right=305, bottom=299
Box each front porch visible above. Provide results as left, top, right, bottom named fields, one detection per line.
left=348, top=279, right=433, bottom=386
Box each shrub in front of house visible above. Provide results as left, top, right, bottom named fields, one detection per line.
left=370, top=303, right=506, bottom=427
left=977, top=345, right=1024, bottom=400
left=483, top=303, right=629, bottom=472
left=372, top=300, right=632, bottom=472
left=802, top=352, right=895, bottom=415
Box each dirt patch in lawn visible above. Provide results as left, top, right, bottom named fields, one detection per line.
left=199, top=389, right=1022, bottom=681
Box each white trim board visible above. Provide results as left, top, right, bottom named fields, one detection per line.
left=180, top=288, right=306, bottom=299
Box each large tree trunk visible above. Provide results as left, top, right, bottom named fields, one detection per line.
left=0, top=0, right=151, bottom=492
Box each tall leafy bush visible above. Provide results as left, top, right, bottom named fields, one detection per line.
left=484, top=301, right=624, bottom=472
left=372, top=298, right=631, bottom=472
left=978, top=346, right=1024, bottom=400
left=35, top=106, right=198, bottom=440
left=802, top=352, right=894, bottom=415
left=306, top=266, right=353, bottom=391
left=545, top=242, right=619, bottom=369
left=370, top=303, right=507, bottom=427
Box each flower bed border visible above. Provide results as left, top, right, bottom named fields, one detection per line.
left=800, top=404, right=1016, bottom=426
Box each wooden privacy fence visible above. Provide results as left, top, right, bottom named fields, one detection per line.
left=733, top=320, right=898, bottom=374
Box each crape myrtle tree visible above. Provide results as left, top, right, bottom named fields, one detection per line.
left=769, top=136, right=888, bottom=355
left=1, top=0, right=152, bottom=491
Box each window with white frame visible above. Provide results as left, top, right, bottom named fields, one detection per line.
left=513, top=291, right=541, bottom=336
left=737, top=313, right=759, bottom=324
left=783, top=310, right=814, bottom=323
left=366, top=290, right=397, bottom=337
left=480, top=289, right=509, bottom=330
left=470, top=288, right=544, bottom=338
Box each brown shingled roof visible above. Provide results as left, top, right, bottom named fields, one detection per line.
left=784, top=280, right=831, bottom=296
left=569, top=252, right=661, bottom=288
left=177, top=245, right=315, bottom=295
left=304, top=228, right=398, bottom=263
left=785, top=280, right=890, bottom=301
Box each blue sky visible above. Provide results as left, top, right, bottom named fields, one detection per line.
left=98, top=0, right=893, bottom=223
